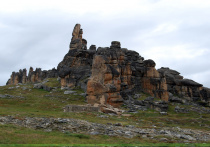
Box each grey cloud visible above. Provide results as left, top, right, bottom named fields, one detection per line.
left=0, top=6, right=210, bottom=88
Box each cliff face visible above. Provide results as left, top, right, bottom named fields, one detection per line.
left=86, top=42, right=168, bottom=107
left=6, top=24, right=210, bottom=107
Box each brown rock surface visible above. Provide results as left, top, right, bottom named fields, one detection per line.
left=69, top=24, right=87, bottom=50
left=86, top=42, right=169, bottom=107
left=7, top=67, right=58, bottom=85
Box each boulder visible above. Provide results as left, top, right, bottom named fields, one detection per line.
left=143, top=59, right=156, bottom=67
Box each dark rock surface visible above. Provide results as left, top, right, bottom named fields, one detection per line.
left=57, top=49, right=95, bottom=91
left=158, top=67, right=210, bottom=106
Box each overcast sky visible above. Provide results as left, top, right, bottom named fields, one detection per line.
left=0, top=0, right=210, bottom=88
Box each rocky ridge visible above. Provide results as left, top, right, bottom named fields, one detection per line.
left=6, top=24, right=210, bottom=108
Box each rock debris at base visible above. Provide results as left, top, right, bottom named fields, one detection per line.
left=0, top=116, right=209, bottom=142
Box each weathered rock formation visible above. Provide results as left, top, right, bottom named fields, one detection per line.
left=158, top=67, right=210, bottom=106
left=86, top=41, right=169, bottom=107
left=57, top=24, right=96, bottom=91
left=6, top=24, right=210, bottom=107
left=7, top=67, right=58, bottom=85
left=7, top=69, right=27, bottom=85
left=69, top=24, right=87, bottom=50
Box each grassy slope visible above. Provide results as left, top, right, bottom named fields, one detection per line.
left=0, top=78, right=209, bottom=144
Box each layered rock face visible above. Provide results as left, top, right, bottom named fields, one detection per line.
left=7, top=67, right=58, bottom=85
left=86, top=41, right=169, bottom=107
left=59, top=26, right=170, bottom=107
left=142, top=60, right=168, bottom=101
left=158, top=67, right=210, bottom=106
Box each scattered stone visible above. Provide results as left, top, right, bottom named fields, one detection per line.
left=160, top=112, right=168, bottom=115
left=169, top=96, right=185, bottom=104
left=0, top=116, right=209, bottom=141
left=101, top=107, right=118, bottom=115
left=175, top=106, right=189, bottom=113
left=33, top=81, right=52, bottom=92
left=64, top=90, right=76, bottom=95
left=44, top=129, right=52, bottom=132
left=114, top=123, right=122, bottom=126
left=97, top=115, right=109, bottom=118
left=90, top=131, right=100, bottom=135
left=0, top=94, right=7, bottom=98
left=79, top=93, right=86, bottom=97
left=33, top=83, right=43, bottom=89
left=64, top=104, right=99, bottom=112
left=100, top=104, right=124, bottom=115
left=22, top=87, right=28, bottom=90
left=122, top=114, right=132, bottom=117
left=93, top=103, right=99, bottom=107
left=0, top=94, right=24, bottom=99
left=125, top=125, right=135, bottom=128
left=61, top=87, right=71, bottom=90
left=159, top=138, right=168, bottom=142
left=134, top=94, right=141, bottom=99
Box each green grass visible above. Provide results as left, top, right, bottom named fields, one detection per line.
left=0, top=79, right=210, bottom=144
left=0, top=123, right=152, bottom=144
left=64, top=132, right=90, bottom=139
left=43, top=78, right=60, bottom=88
left=0, top=124, right=209, bottom=145
left=0, top=83, right=209, bottom=129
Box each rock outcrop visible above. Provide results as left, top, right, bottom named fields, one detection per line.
left=158, top=67, right=209, bottom=106
left=57, top=24, right=96, bottom=91
left=6, top=24, right=210, bottom=107
left=86, top=41, right=169, bottom=107
left=69, top=24, right=87, bottom=50
left=7, top=67, right=58, bottom=85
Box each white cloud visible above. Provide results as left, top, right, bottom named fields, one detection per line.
left=143, top=45, right=208, bottom=61
left=152, top=23, right=180, bottom=34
